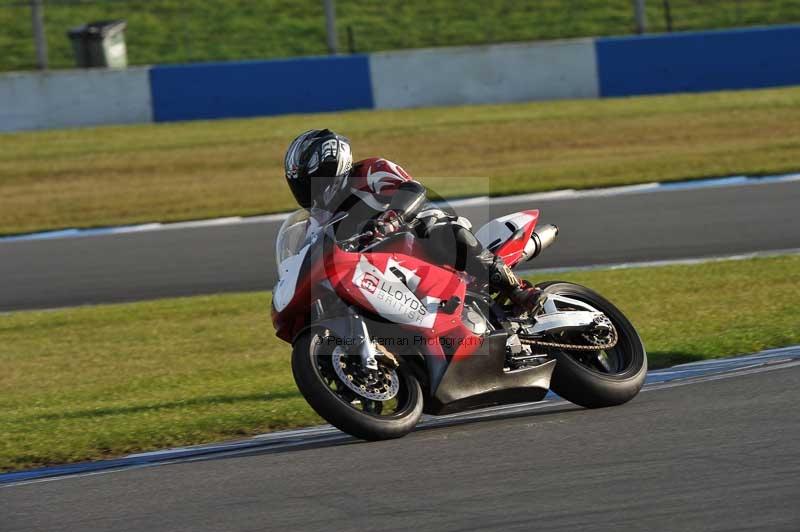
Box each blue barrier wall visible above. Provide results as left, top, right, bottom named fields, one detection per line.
left=5, top=25, right=800, bottom=131
left=149, top=55, right=374, bottom=122
left=596, top=25, right=800, bottom=97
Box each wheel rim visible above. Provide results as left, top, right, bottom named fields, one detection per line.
left=562, top=341, right=632, bottom=376
left=543, top=292, right=638, bottom=378
left=331, top=347, right=400, bottom=401
left=309, top=333, right=416, bottom=419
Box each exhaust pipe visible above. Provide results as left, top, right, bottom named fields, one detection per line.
left=523, top=224, right=559, bottom=261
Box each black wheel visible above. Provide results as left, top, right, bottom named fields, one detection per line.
left=291, top=329, right=424, bottom=440
left=536, top=282, right=647, bottom=408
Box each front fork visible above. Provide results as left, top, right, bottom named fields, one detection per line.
left=299, top=303, right=379, bottom=371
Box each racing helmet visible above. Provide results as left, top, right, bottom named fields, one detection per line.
left=284, top=129, right=353, bottom=209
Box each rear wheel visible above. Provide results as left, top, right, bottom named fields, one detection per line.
left=536, top=282, right=647, bottom=408
left=292, top=329, right=423, bottom=440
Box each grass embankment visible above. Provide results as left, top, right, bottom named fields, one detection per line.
left=2, top=255, right=799, bottom=472
left=3, top=0, right=799, bottom=72
left=3, top=86, right=800, bottom=236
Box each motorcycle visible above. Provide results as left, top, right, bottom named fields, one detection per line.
left=271, top=206, right=647, bottom=440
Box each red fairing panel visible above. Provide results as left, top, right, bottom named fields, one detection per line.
left=494, top=210, right=540, bottom=268
left=325, top=245, right=487, bottom=360
left=325, top=245, right=468, bottom=338
left=272, top=252, right=326, bottom=343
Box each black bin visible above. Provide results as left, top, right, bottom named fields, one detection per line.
left=67, top=20, right=128, bottom=68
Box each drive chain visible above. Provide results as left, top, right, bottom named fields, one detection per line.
left=518, top=325, right=619, bottom=352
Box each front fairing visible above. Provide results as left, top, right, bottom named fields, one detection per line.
left=274, top=208, right=334, bottom=270
left=272, top=212, right=472, bottom=352
left=272, top=209, right=337, bottom=341
left=324, top=243, right=469, bottom=337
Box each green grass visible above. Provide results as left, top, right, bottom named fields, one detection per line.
left=3, top=85, right=800, bottom=236
left=3, top=0, right=800, bottom=72
left=2, top=255, right=799, bottom=472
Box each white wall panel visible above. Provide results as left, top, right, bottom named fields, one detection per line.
left=370, top=39, right=599, bottom=109
left=0, top=67, right=152, bottom=132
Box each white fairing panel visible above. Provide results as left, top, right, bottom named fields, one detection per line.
left=273, top=244, right=311, bottom=311
left=275, top=210, right=320, bottom=268
left=474, top=212, right=536, bottom=250
left=351, top=256, right=439, bottom=328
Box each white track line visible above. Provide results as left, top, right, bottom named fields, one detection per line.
left=4, top=172, right=799, bottom=243
left=516, top=247, right=800, bottom=276
left=3, top=348, right=798, bottom=489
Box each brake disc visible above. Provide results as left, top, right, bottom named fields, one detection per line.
left=332, top=347, right=400, bottom=401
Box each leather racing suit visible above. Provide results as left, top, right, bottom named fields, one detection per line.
left=327, top=157, right=512, bottom=291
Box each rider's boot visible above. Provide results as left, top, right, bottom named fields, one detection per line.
left=481, top=251, right=544, bottom=313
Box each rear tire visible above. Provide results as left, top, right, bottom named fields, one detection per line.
left=537, top=282, right=647, bottom=408
left=292, top=330, right=424, bottom=440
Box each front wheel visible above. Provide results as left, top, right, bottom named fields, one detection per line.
left=537, top=282, right=647, bottom=408
left=291, top=329, right=424, bottom=440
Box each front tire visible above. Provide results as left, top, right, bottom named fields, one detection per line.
left=537, top=282, right=647, bottom=408
left=292, top=329, right=424, bottom=440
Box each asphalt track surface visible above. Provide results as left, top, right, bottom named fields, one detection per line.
left=2, top=179, right=799, bottom=312
left=3, top=358, right=799, bottom=531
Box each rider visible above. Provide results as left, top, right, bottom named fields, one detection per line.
left=283, top=129, right=541, bottom=310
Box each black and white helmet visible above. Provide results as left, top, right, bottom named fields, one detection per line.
left=284, top=129, right=353, bottom=209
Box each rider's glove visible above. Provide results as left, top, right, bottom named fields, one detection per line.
left=373, top=210, right=402, bottom=237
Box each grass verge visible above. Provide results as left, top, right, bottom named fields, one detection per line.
left=3, top=0, right=798, bottom=72
left=1, top=255, right=799, bottom=472
left=2, top=86, right=800, bottom=236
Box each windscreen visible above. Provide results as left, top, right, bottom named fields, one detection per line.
left=274, top=209, right=336, bottom=269
left=275, top=209, right=312, bottom=268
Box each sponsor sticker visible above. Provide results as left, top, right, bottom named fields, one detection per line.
left=360, top=272, right=379, bottom=294
left=353, top=257, right=436, bottom=327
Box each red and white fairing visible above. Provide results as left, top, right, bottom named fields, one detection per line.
left=474, top=209, right=541, bottom=268
left=272, top=207, right=544, bottom=365
left=325, top=245, right=467, bottom=338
